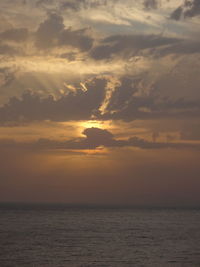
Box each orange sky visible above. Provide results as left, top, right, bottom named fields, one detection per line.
left=0, top=0, right=200, bottom=206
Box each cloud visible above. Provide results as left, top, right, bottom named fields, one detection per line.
left=180, top=123, right=200, bottom=140
left=171, top=0, right=200, bottom=20
left=60, top=0, right=112, bottom=11
left=106, top=77, right=140, bottom=111
left=152, top=40, right=200, bottom=57
left=0, top=75, right=200, bottom=124
left=143, top=0, right=158, bottom=10
left=0, top=28, right=29, bottom=42
left=170, top=6, right=183, bottom=21
left=0, top=68, right=16, bottom=87
left=59, top=52, right=77, bottom=61
left=60, top=0, right=87, bottom=11
left=35, top=13, right=93, bottom=51
left=0, top=28, right=28, bottom=57
left=101, top=76, right=200, bottom=121
left=90, top=34, right=181, bottom=60
left=91, top=33, right=200, bottom=60
left=59, top=28, right=93, bottom=51
left=105, top=96, right=200, bottom=121
left=0, top=44, right=20, bottom=55
left=1, top=126, right=200, bottom=151
left=35, top=13, right=65, bottom=49
left=0, top=77, right=107, bottom=123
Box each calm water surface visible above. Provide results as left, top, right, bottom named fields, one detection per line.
left=0, top=204, right=200, bottom=266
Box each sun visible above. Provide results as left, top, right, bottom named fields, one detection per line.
left=79, top=120, right=103, bottom=129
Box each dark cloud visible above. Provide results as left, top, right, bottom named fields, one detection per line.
left=171, top=0, right=200, bottom=20
left=23, top=0, right=116, bottom=12
left=59, top=28, right=93, bottom=51
left=81, top=127, right=115, bottom=148
left=0, top=44, right=20, bottom=55
left=180, top=123, right=200, bottom=140
left=0, top=68, right=16, bottom=87
left=100, top=75, right=200, bottom=121
left=35, top=13, right=65, bottom=49
left=170, top=6, right=183, bottom=21
left=0, top=28, right=29, bottom=42
left=35, top=13, right=93, bottom=51
left=90, top=33, right=200, bottom=60
left=0, top=75, right=200, bottom=124
left=60, top=0, right=87, bottom=11
left=60, top=0, right=109, bottom=11
left=90, top=34, right=181, bottom=60
left=36, top=0, right=54, bottom=7
left=0, top=77, right=107, bottom=123
left=184, top=0, right=200, bottom=17
left=1, top=127, right=200, bottom=151
left=103, top=96, right=200, bottom=121
left=59, top=52, right=77, bottom=61
left=0, top=28, right=28, bottom=57
left=106, top=77, right=140, bottom=111
left=32, top=128, right=200, bottom=150
left=152, top=40, right=200, bottom=57
left=143, top=0, right=158, bottom=10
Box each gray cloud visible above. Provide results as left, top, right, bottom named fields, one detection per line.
left=170, top=6, right=183, bottom=21
left=0, top=77, right=107, bottom=123
left=60, top=0, right=87, bottom=11
left=0, top=28, right=28, bottom=57
left=180, top=123, right=200, bottom=140
left=0, top=68, right=16, bottom=87
left=143, top=0, right=158, bottom=10
left=59, top=28, right=93, bottom=51
left=0, top=44, right=20, bottom=55
left=60, top=0, right=110, bottom=11
left=59, top=52, right=77, bottom=61
left=1, top=127, right=200, bottom=151
left=35, top=13, right=93, bottom=51
left=0, top=13, right=93, bottom=58
left=152, top=40, right=200, bottom=57
left=0, top=28, right=29, bottom=42
left=1, top=3, right=200, bottom=60
left=36, top=0, right=54, bottom=7
left=90, top=34, right=181, bottom=60
left=103, top=96, right=200, bottom=121
left=100, top=75, right=200, bottom=121
left=35, top=13, right=64, bottom=49
left=171, top=0, right=200, bottom=20
left=90, top=32, right=200, bottom=61
left=0, top=75, right=200, bottom=124
left=106, top=77, right=140, bottom=111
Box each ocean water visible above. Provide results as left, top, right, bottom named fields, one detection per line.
left=0, top=204, right=200, bottom=267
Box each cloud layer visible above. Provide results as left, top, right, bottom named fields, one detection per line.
left=0, top=0, right=200, bottom=206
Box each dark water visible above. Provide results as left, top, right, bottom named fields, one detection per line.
left=0, top=204, right=200, bottom=267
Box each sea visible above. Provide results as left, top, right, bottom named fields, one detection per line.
left=0, top=203, right=200, bottom=267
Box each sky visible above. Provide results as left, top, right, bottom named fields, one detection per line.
left=0, top=0, right=200, bottom=206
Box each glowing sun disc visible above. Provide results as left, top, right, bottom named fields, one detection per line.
left=80, top=120, right=103, bottom=129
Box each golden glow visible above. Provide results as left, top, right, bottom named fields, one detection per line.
left=79, top=120, right=104, bottom=129
left=74, top=147, right=109, bottom=155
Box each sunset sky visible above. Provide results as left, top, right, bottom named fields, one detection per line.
left=0, top=0, right=200, bottom=206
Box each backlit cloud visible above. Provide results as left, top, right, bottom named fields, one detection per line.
left=171, top=0, right=200, bottom=20
left=0, top=0, right=200, bottom=206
